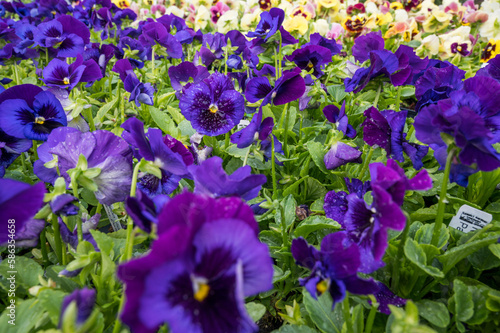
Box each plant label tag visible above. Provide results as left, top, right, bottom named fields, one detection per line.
left=449, top=204, right=492, bottom=233
left=103, top=204, right=123, bottom=231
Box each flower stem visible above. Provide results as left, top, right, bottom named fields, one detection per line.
left=224, top=132, right=230, bottom=149
left=365, top=295, right=378, bottom=333
left=342, top=295, right=354, bottom=333
left=13, top=62, right=20, bottom=85
left=271, top=133, right=277, bottom=200
left=357, top=146, right=374, bottom=180
left=151, top=46, right=156, bottom=78
left=431, top=148, right=456, bottom=247
left=373, top=84, right=382, bottom=108
left=51, top=214, right=63, bottom=264
left=243, top=147, right=251, bottom=166
left=84, top=107, right=96, bottom=132
left=395, top=85, right=402, bottom=112
left=282, top=103, right=290, bottom=157
left=391, top=212, right=410, bottom=292
left=40, top=227, right=49, bottom=266
left=70, top=176, right=83, bottom=243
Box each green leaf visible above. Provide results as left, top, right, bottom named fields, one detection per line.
left=94, top=97, right=117, bottom=123
left=273, top=265, right=291, bottom=284
left=414, top=223, right=449, bottom=249
left=275, top=195, right=296, bottom=231
left=283, top=177, right=309, bottom=198
left=245, top=302, right=267, bottom=322
left=38, top=289, right=66, bottom=325
left=0, top=298, right=45, bottom=333
left=453, top=280, right=474, bottom=322
left=89, top=229, right=114, bottom=255
left=488, top=243, right=500, bottom=260
left=272, top=325, right=319, bottom=333
left=416, top=300, right=450, bottom=328
left=306, top=141, right=328, bottom=174
left=302, top=289, right=342, bottom=333
left=326, top=85, right=347, bottom=103
left=294, top=216, right=341, bottom=238
left=410, top=206, right=454, bottom=222
left=150, top=106, right=179, bottom=137
left=437, top=232, right=500, bottom=273
left=0, top=256, right=43, bottom=289
left=404, top=239, right=444, bottom=278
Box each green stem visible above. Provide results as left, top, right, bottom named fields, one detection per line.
left=224, top=132, right=230, bottom=149
left=243, top=147, right=251, bottom=166
left=151, top=46, right=156, bottom=78
left=357, top=146, right=374, bottom=180
left=40, top=227, right=49, bottom=266
left=282, top=103, right=290, bottom=157
left=84, top=107, right=96, bottom=132
left=278, top=30, right=283, bottom=78
left=274, top=47, right=279, bottom=80
left=45, top=48, right=49, bottom=66
left=395, top=85, right=402, bottom=112
left=14, top=62, right=20, bottom=85
left=51, top=214, right=63, bottom=264
left=70, top=176, right=83, bottom=243
left=373, top=84, right=382, bottom=108
left=224, top=43, right=229, bottom=76
left=431, top=148, right=456, bottom=247
left=365, top=296, right=378, bottom=333
left=342, top=295, right=353, bottom=333
left=271, top=133, right=277, bottom=200
left=20, top=152, right=27, bottom=173
left=391, top=212, right=410, bottom=292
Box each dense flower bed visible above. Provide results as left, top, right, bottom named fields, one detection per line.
left=1, top=0, right=500, bottom=332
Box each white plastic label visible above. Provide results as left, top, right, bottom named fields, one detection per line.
left=449, top=204, right=492, bottom=233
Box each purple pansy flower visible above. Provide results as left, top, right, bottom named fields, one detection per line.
left=245, top=67, right=306, bottom=107
left=168, top=61, right=210, bottom=94
left=324, top=142, right=362, bottom=170
left=287, top=45, right=333, bottom=78
left=476, top=54, right=500, bottom=83
left=121, top=117, right=192, bottom=197
left=324, top=178, right=371, bottom=227
left=59, top=288, right=96, bottom=328
left=230, top=108, right=274, bottom=149
left=59, top=214, right=100, bottom=251
left=83, top=43, right=116, bottom=77
left=50, top=193, right=79, bottom=216
left=118, top=192, right=273, bottom=333
left=323, top=101, right=356, bottom=138
left=305, top=33, right=342, bottom=56
left=362, top=107, right=428, bottom=169
left=0, top=128, right=32, bottom=177
left=0, top=179, right=46, bottom=246
left=179, top=72, right=245, bottom=136
left=112, top=59, right=155, bottom=107
left=352, top=32, right=385, bottom=63
left=139, top=21, right=183, bottom=59
left=0, top=84, right=67, bottom=141
left=292, top=232, right=379, bottom=305
left=125, top=189, right=169, bottom=233
left=189, top=156, right=267, bottom=201
left=47, top=127, right=133, bottom=205
left=43, top=54, right=103, bottom=90
left=372, top=282, right=407, bottom=315
left=247, top=7, right=285, bottom=41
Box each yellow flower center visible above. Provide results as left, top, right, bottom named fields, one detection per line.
left=194, top=283, right=210, bottom=302
left=209, top=104, right=218, bottom=114
left=307, top=61, right=314, bottom=69
left=63, top=77, right=70, bottom=85
left=316, top=279, right=330, bottom=294
left=35, top=116, right=46, bottom=125
left=457, top=45, right=462, bottom=52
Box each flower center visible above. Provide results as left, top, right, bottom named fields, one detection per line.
left=316, top=279, right=330, bottom=294
left=35, top=116, right=46, bottom=125
left=63, top=77, right=70, bottom=85
left=307, top=61, right=314, bottom=69
left=191, top=276, right=210, bottom=302
left=208, top=104, right=218, bottom=114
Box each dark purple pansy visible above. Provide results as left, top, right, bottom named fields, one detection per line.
left=59, top=288, right=96, bottom=328
left=121, top=117, right=192, bottom=197
left=13, top=22, right=36, bottom=54
left=83, top=43, right=116, bottom=77
left=0, top=84, right=67, bottom=141
left=324, top=142, right=362, bottom=170
left=230, top=108, right=274, bottom=149
left=292, top=232, right=378, bottom=305
left=118, top=192, right=272, bottom=333
left=47, top=128, right=133, bottom=205
left=391, top=45, right=429, bottom=87
left=323, top=101, right=356, bottom=138
left=168, top=61, right=210, bottom=93
left=125, top=189, right=169, bottom=233
left=43, top=54, right=103, bottom=90
left=372, top=282, right=406, bottom=315
left=0, top=128, right=32, bottom=177
left=362, top=107, right=428, bottom=169
left=245, top=67, right=306, bottom=107
left=0, top=179, right=46, bottom=246
left=179, top=72, right=245, bottom=136
left=352, top=32, right=385, bottom=63
left=50, top=193, right=79, bottom=216
left=247, top=7, right=285, bottom=41
left=287, top=45, right=332, bottom=77
left=189, top=156, right=267, bottom=201
left=305, top=33, right=342, bottom=56
left=113, top=59, right=155, bottom=107
left=59, top=214, right=100, bottom=251
left=324, top=178, right=371, bottom=227
left=476, top=54, right=500, bottom=83
left=139, top=21, right=183, bottom=59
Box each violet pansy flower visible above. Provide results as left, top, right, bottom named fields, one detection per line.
left=168, top=61, right=209, bottom=94
left=324, top=178, right=371, bottom=227
left=112, top=59, right=155, bottom=107
left=0, top=84, right=67, bottom=141
left=139, top=21, right=183, bottom=59
left=230, top=108, right=274, bottom=149
left=323, top=101, right=356, bottom=138
left=0, top=128, right=32, bottom=177
left=179, top=72, right=245, bottom=136
left=247, top=7, right=285, bottom=41
left=245, top=67, right=306, bottom=107
left=59, top=288, right=96, bottom=328
left=287, top=45, right=333, bottom=78
left=292, top=232, right=378, bottom=305
left=189, top=156, right=267, bottom=201
left=43, top=54, right=103, bottom=90
left=324, top=142, right=362, bottom=170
